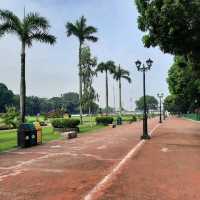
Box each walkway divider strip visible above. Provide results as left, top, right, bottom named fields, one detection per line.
left=84, top=124, right=161, bottom=200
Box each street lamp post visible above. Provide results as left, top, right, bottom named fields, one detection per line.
left=157, top=93, right=164, bottom=123
left=135, top=58, right=153, bottom=140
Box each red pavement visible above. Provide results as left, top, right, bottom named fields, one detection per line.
left=1, top=117, right=200, bottom=200
left=101, top=117, right=200, bottom=200
left=0, top=118, right=158, bottom=200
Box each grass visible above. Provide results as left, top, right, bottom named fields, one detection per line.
left=183, top=113, right=200, bottom=121
left=0, top=123, right=107, bottom=153
left=79, top=123, right=105, bottom=134
left=0, top=114, right=139, bottom=153
left=0, top=126, right=61, bottom=153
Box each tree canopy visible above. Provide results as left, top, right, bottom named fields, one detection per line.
left=0, top=83, right=101, bottom=115
left=0, top=83, right=15, bottom=112
left=81, top=46, right=98, bottom=113
left=135, top=0, right=200, bottom=70
left=136, top=95, right=158, bottom=111
left=164, top=56, right=200, bottom=113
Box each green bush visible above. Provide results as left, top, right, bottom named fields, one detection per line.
left=2, top=106, right=19, bottom=128
left=129, top=115, right=137, bottom=123
left=46, top=109, right=65, bottom=119
left=51, top=118, right=80, bottom=128
left=95, top=116, right=114, bottom=125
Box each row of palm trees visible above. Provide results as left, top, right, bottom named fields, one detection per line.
left=0, top=9, right=131, bottom=124
left=66, top=16, right=132, bottom=119
left=96, top=62, right=131, bottom=115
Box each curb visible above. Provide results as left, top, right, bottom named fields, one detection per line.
left=182, top=117, right=200, bottom=124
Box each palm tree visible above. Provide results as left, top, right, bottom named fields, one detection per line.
left=0, top=9, right=56, bottom=123
left=114, top=65, right=132, bottom=114
left=66, top=16, right=98, bottom=123
left=96, top=61, right=116, bottom=114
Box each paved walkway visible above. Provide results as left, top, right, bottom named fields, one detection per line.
left=0, top=118, right=158, bottom=200
left=101, top=117, right=200, bottom=200
left=1, top=117, right=200, bottom=200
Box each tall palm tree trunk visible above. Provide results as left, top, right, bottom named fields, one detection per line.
left=79, top=42, right=83, bottom=124
left=119, top=78, right=122, bottom=115
left=20, top=42, right=26, bottom=123
left=105, top=70, right=109, bottom=115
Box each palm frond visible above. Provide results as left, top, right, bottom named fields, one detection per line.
left=121, top=75, right=132, bottom=83
left=0, top=10, right=21, bottom=26
left=66, top=22, right=79, bottom=37
left=24, top=12, right=50, bottom=32
left=106, top=61, right=116, bottom=73
left=121, top=69, right=130, bottom=76
left=0, top=9, right=22, bottom=35
left=113, top=66, right=131, bottom=82
left=29, top=31, right=56, bottom=45
left=0, top=22, right=16, bottom=36
left=96, top=62, right=106, bottom=73
left=80, top=15, right=86, bottom=30
left=85, top=35, right=98, bottom=42
left=65, top=15, right=98, bottom=44
left=84, top=26, right=97, bottom=35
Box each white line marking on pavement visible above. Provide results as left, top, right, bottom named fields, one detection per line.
left=84, top=124, right=161, bottom=200
left=97, top=145, right=107, bottom=150
left=161, top=147, right=169, bottom=153
left=0, top=152, right=79, bottom=181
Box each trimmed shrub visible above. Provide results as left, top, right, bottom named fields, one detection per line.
left=129, top=115, right=137, bottom=123
left=96, top=116, right=114, bottom=125
left=46, top=109, right=65, bottom=119
left=51, top=118, right=80, bottom=129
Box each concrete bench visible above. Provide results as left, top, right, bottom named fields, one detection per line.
left=108, top=124, right=116, bottom=128
left=61, top=131, right=77, bottom=139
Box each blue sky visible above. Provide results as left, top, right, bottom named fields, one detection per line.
left=0, top=0, right=173, bottom=110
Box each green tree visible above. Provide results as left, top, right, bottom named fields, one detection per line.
left=113, top=66, right=131, bottom=114
left=61, top=92, right=80, bottom=114
left=0, top=83, right=14, bottom=112
left=166, top=56, right=200, bottom=113
left=2, top=106, right=19, bottom=128
left=0, top=10, right=56, bottom=123
left=26, top=96, right=41, bottom=115
left=135, top=0, right=200, bottom=70
left=66, top=16, right=98, bottom=123
left=81, top=46, right=98, bottom=119
left=136, top=95, right=158, bottom=111
left=96, top=61, right=116, bottom=115
left=164, top=95, right=178, bottom=114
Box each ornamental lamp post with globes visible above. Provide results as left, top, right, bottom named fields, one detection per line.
left=135, top=58, right=153, bottom=140
left=157, top=93, right=164, bottom=123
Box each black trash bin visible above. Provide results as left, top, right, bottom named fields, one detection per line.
left=117, top=116, right=122, bottom=125
left=18, top=123, right=37, bottom=148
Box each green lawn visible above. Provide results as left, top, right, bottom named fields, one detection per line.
left=183, top=113, right=200, bottom=121
left=0, top=126, right=61, bottom=153
left=79, top=124, right=105, bottom=134
left=0, top=124, right=106, bottom=153
left=0, top=114, right=139, bottom=153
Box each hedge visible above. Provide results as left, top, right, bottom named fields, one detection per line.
left=95, top=116, right=114, bottom=125
left=128, top=115, right=137, bottom=123
left=51, top=118, right=80, bottom=128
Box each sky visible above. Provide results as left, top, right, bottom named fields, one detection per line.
left=0, top=0, right=173, bottom=110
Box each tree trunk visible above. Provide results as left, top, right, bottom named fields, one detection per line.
left=20, top=42, right=26, bottom=123
left=119, top=78, right=122, bottom=115
left=105, top=70, right=109, bottom=115
left=79, top=42, right=83, bottom=124
left=89, top=106, right=92, bottom=127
